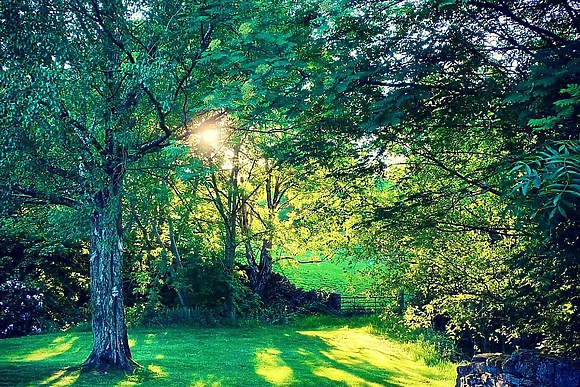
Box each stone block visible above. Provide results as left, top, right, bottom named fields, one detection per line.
left=495, top=374, right=515, bottom=387
left=554, top=362, right=580, bottom=387
left=465, top=374, right=485, bottom=387
left=514, top=359, right=538, bottom=379
left=502, top=357, right=518, bottom=376
left=480, top=372, right=497, bottom=387
left=536, top=359, right=556, bottom=385
left=485, top=355, right=505, bottom=374
left=457, top=350, right=579, bottom=387
left=458, top=364, right=471, bottom=376
left=473, top=353, right=502, bottom=362
left=507, top=350, right=538, bottom=379
left=466, top=361, right=486, bottom=374
left=500, top=372, right=524, bottom=386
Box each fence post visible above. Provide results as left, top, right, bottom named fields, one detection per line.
left=398, top=289, right=405, bottom=311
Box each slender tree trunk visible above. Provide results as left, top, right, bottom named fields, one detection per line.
left=239, top=169, right=276, bottom=298
left=208, top=148, right=239, bottom=321
left=167, top=216, right=189, bottom=307
left=152, top=219, right=188, bottom=308
left=243, top=240, right=272, bottom=297
left=244, top=240, right=259, bottom=286
left=223, top=147, right=239, bottom=322
left=241, top=202, right=260, bottom=294
left=250, top=239, right=272, bottom=296
left=398, top=289, right=405, bottom=311
left=83, top=187, right=136, bottom=371
left=224, top=228, right=236, bottom=321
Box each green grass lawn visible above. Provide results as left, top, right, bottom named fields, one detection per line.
left=0, top=320, right=456, bottom=387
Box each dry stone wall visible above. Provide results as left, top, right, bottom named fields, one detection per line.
left=456, top=350, right=580, bottom=387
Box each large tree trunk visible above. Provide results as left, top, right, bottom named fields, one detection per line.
left=83, top=188, right=137, bottom=372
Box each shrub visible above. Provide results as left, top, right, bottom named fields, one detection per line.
left=151, top=307, right=220, bottom=326
left=256, top=271, right=340, bottom=316
left=0, top=279, right=44, bottom=338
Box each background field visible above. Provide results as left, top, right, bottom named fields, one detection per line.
left=274, top=257, right=373, bottom=295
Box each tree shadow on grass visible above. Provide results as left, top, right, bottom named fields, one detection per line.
left=305, top=328, right=453, bottom=386
left=0, top=332, right=158, bottom=387
left=0, top=333, right=86, bottom=387
left=0, top=363, right=81, bottom=387
left=0, top=360, right=165, bottom=387
left=256, top=328, right=407, bottom=387
left=0, top=326, right=454, bottom=387
left=252, top=326, right=455, bottom=387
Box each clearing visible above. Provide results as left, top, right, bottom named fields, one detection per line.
left=0, top=321, right=456, bottom=386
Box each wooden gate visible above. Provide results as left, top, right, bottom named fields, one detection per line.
left=339, top=295, right=394, bottom=314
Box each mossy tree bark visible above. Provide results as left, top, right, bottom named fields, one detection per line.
left=83, top=179, right=137, bottom=372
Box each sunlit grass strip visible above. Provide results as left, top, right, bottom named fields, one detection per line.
left=254, top=348, right=294, bottom=385
left=299, top=327, right=455, bottom=387
left=25, top=337, right=79, bottom=361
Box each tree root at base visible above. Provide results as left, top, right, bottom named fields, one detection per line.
left=82, top=352, right=142, bottom=373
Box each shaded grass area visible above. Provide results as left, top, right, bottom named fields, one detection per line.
left=0, top=319, right=456, bottom=387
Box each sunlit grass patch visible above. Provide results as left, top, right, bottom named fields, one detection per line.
left=146, top=364, right=168, bottom=378
left=24, top=336, right=79, bottom=361
left=189, top=374, right=223, bottom=387
left=114, top=381, right=138, bottom=387
left=254, top=348, right=294, bottom=385
left=24, top=337, right=78, bottom=361
left=312, top=366, right=384, bottom=387
left=144, top=333, right=156, bottom=345
left=299, top=327, right=456, bottom=387
left=45, top=369, right=80, bottom=387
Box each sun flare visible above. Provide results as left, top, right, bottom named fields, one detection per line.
left=199, top=128, right=220, bottom=145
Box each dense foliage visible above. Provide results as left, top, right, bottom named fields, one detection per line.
left=288, top=0, right=580, bottom=357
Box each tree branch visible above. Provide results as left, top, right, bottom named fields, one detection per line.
left=468, top=0, right=569, bottom=46
left=12, top=184, right=81, bottom=208
left=37, top=159, right=81, bottom=182
left=416, top=147, right=502, bottom=196
left=174, top=24, right=214, bottom=100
